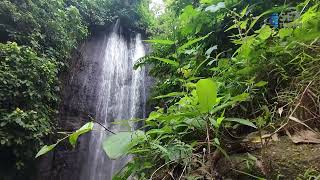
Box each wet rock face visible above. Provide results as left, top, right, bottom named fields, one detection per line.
left=37, top=25, right=152, bottom=180
left=37, top=33, right=105, bottom=180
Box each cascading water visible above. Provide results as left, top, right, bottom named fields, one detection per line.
left=70, top=22, right=148, bottom=180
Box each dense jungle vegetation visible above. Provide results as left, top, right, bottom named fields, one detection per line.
left=0, top=0, right=147, bottom=178
left=1, top=0, right=320, bottom=179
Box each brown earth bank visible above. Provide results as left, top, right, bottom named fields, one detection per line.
left=215, top=136, right=320, bottom=179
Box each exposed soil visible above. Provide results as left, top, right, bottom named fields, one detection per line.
left=216, top=136, right=320, bottom=179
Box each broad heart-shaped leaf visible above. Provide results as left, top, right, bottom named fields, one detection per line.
left=225, top=118, right=257, bottom=128
left=143, top=39, right=175, bottom=45
left=35, top=144, right=56, bottom=158
left=196, top=79, right=218, bottom=113
left=102, top=131, right=145, bottom=159
left=69, top=122, right=94, bottom=147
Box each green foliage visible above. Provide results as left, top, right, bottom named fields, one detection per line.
left=0, top=42, right=56, bottom=165
left=102, top=131, right=145, bottom=159
left=0, top=0, right=147, bottom=177
left=196, top=79, right=217, bottom=113
left=126, top=0, right=320, bottom=179
left=35, top=122, right=94, bottom=158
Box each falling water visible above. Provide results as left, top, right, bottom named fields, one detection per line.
left=74, top=23, right=147, bottom=180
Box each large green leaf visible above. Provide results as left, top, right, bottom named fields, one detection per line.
left=102, top=131, right=145, bottom=159
left=35, top=144, right=57, bottom=158
left=69, top=122, right=94, bottom=147
left=196, top=79, right=218, bottom=113
left=144, top=39, right=175, bottom=45
left=225, top=118, right=257, bottom=128
left=151, top=57, right=179, bottom=67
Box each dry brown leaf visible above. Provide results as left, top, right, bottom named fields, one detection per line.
left=288, top=130, right=320, bottom=144
left=288, top=115, right=314, bottom=132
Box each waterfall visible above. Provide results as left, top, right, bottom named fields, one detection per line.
left=75, top=23, right=147, bottom=180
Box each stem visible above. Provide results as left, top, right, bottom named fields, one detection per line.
left=206, top=118, right=211, bottom=155
left=88, top=115, right=116, bottom=134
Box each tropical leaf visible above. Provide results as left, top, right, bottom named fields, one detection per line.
left=102, top=131, right=145, bottom=159
left=196, top=79, right=218, bottom=113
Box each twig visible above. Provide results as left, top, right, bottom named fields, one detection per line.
left=231, top=168, right=266, bottom=180
left=206, top=121, right=211, bottom=155
left=88, top=115, right=116, bottom=134
left=267, top=82, right=314, bottom=137
left=150, top=160, right=176, bottom=180
left=178, top=165, right=187, bottom=180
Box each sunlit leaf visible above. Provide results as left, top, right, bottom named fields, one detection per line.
left=144, top=39, right=175, bottom=45
left=102, top=131, right=145, bottom=159
left=257, top=25, right=272, bottom=40
left=217, top=117, right=224, bottom=127
left=154, top=92, right=186, bottom=99
left=147, top=111, right=162, bottom=121
left=254, top=81, right=268, bottom=87
left=240, top=5, right=249, bottom=18
left=231, top=93, right=250, bottom=102
left=35, top=144, right=56, bottom=158
left=69, top=122, right=94, bottom=147
left=279, top=28, right=293, bottom=39
left=196, top=79, right=218, bottom=113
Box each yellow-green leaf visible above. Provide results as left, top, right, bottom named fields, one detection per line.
left=258, top=25, right=272, bottom=40
left=69, top=122, right=94, bottom=147
left=144, top=39, right=175, bottom=45
left=196, top=79, right=218, bottom=113
left=279, top=28, right=293, bottom=39
left=35, top=144, right=56, bottom=158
